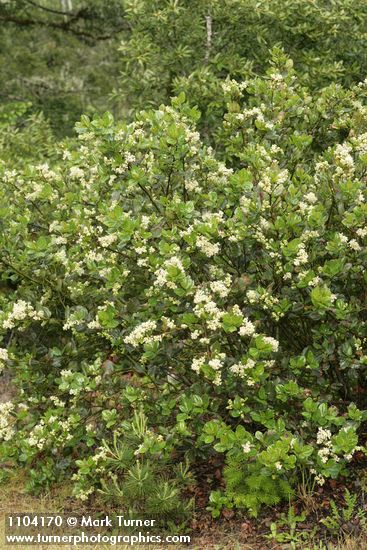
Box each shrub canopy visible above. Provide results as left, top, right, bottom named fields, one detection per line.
left=1, top=52, right=366, bottom=517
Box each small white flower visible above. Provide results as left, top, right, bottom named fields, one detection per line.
left=247, top=290, right=258, bottom=303
left=349, top=239, right=361, bottom=251
left=242, top=442, right=252, bottom=454
left=317, top=427, right=332, bottom=445
left=0, top=348, right=9, bottom=361
left=98, top=234, right=117, bottom=248
left=196, top=236, right=220, bottom=257
left=69, top=166, right=84, bottom=179
left=304, top=192, right=317, bottom=204
left=239, top=318, right=256, bottom=337
left=263, top=336, right=279, bottom=352
left=315, top=474, right=325, bottom=486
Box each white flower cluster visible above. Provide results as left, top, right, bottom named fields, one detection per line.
left=191, top=355, right=205, bottom=373
left=348, top=239, right=361, bottom=252
left=258, top=169, right=289, bottom=194
left=49, top=395, right=65, bottom=408
left=234, top=106, right=274, bottom=130
left=124, top=320, right=158, bottom=347
left=85, top=251, right=104, bottom=262
left=2, top=300, right=44, bottom=329
left=193, top=289, right=224, bottom=330
left=221, top=79, right=247, bottom=96
left=0, top=348, right=9, bottom=360
left=239, top=318, right=256, bottom=337
left=154, top=256, right=185, bottom=289
left=310, top=468, right=325, bottom=486
left=334, top=143, right=355, bottom=175
left=316, top=427, right=331, bottom=445
left=304, top=192, right=318, bottom=204
left=246, top=287, right=283, bottom=320
left=98, top=234, right=117, bottom=248
left=315, top=474, right=325, bottom=486
left=246, top=290, right=258, bottom=303
left=196, top=235, right=220, bottom=257
left=36, top=163, right=57, bottom=181
left=230, top=358, right=256, bottom=379
left=0, top=348, right=9, bottom=373
left=28, top=416, right=75, bottom=450
left=74, top=485, right=94, bottom=502
left=191, top=353, right=226, bottom=385
left=263, top=336, right=279, bottom=352
left=91, top=446, right=109, bottom=464
left=69, top=166, right=85, bottom=179
left=242, top=442, right=253, bottom=453
left=185, top=178, right=201, bottom=193
left=63, top=312, right=86, bottom=331
left=25, top=181, right=45, bottom=201
left=294, top=244, right=308, bottom=267
left=0, top=401, right=14, bottom=441
left=209, top=275, right=232, bottom=298
left=316, top=427, right=340, bottom=464
left=297, top=271, right=321, bottom=287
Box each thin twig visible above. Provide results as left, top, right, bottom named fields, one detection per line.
left=0, top=14, right=128, bottom=41
left=204, top=15, right=212, bottom=65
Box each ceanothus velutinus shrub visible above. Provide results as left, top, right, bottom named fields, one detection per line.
left=0, top=53, right=366, bottom=517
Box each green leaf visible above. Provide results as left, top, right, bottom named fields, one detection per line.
left=310, top=286, right=333, bottom=309
left=221, top=313, right=243, bottom=333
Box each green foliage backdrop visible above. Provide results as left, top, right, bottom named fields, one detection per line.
left=3, top=0, right=367, bottom=134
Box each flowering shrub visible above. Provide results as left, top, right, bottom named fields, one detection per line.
left=0, top=52, right=366, bottom=519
